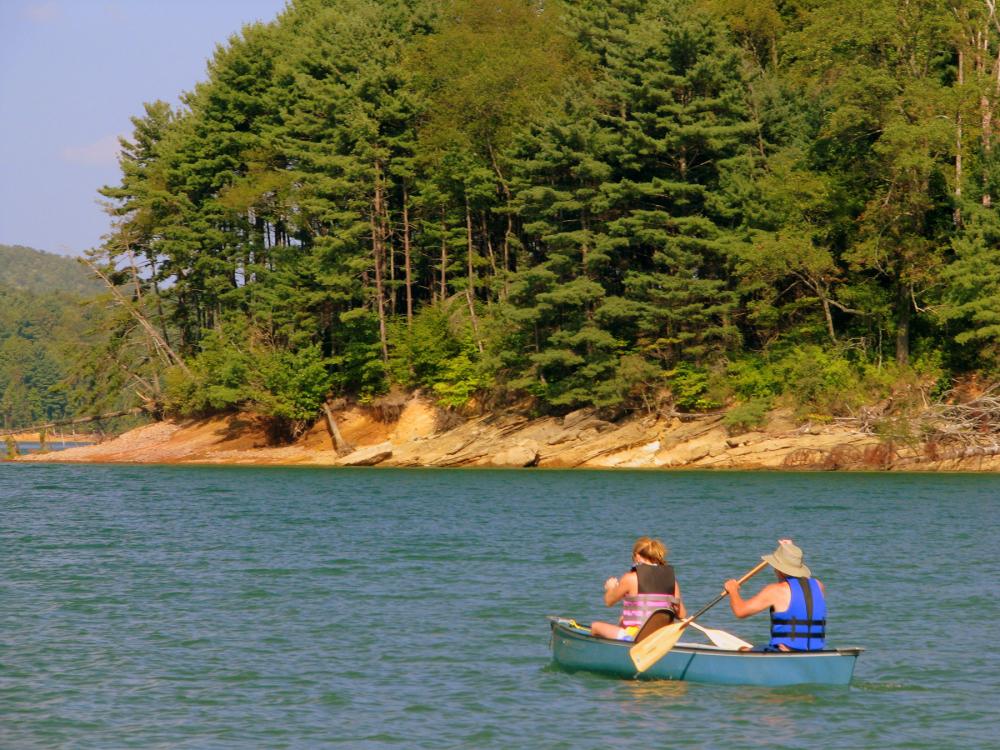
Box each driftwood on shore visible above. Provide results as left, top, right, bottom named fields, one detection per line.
left=322, top=403, right=354, bottom=456
left=835, top=385, right=1000, bottom=458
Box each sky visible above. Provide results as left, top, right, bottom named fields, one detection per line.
left=0, top=0, right=290, bottom=257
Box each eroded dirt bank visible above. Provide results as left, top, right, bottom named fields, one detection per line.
left=13, top=396, right=1000, bottom=471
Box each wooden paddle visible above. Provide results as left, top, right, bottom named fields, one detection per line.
left=688, top=621, right=753, bottom=650
left=629, top=560, right=768, bottom=673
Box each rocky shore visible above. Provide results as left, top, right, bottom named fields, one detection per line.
left=12, top=395, right=1000, bottom=471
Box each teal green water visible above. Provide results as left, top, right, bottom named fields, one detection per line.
left=1, top=464, right=997, bottom=748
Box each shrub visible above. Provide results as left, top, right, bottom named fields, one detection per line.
left=723, top=398, right=772, bottom=434
left=165, top=324, right=333, bottom=438
left=388, top=302, right=496, bottom=409
left=667, top=364, right=723, bottom=412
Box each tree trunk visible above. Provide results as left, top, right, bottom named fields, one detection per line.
left=465, top=193, right=475, bottom=301
left=822, top=296, right=837, bottom=344
left=487, top=142, right=513, bottom=299
left=440, top=208, right=448, bottom=301
left=403, top=182, right=413, bottom=327
left=322, top=402, right=354, bottom=456
left=482, top=212, right=498, bottom=284
left=895, top=283, right=911, bottom=367
left=385, top=193, right=396, bottom=316
left=983, top=90, right=992, bottom=208
left=84, top=258, right=192, bottom=377
left=956, top=47, right=964, bottom=226
left=149, top=256, right=172, bottom=350
left=371, top=160, right=389, bottom=363
left=465, top=192, right=484, bottom=354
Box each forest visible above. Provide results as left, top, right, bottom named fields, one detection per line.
left=0, top=245, right=103, bottom=429
left=87, top=0, right=1000, bottom=439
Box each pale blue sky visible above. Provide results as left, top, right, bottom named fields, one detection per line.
left=0, top=0, right=289, bottom=256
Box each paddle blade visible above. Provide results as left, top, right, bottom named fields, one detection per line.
left=689, top=622, right=752, bottom=650
left=629, top=620, right=686, bottom=673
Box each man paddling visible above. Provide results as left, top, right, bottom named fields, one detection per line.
left=723, top=539, right=826, bottom=651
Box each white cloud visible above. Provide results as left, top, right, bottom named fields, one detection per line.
left=21, top=2, right=62, bottom=24
left=60, top=134, right=121, bottom=167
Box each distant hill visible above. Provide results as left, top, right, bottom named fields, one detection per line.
left=0, top=244, right=102, bottom=298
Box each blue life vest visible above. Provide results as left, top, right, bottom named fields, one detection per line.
left=770, top=577, right=826, bottom=651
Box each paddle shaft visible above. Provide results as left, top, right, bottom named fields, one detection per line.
left=686, top=560, right=769, bottom=625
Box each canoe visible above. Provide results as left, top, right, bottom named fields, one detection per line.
left=549, top=618, right=862, bottom=687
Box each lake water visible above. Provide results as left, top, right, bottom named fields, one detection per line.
left=1, top=464, right=997, bottom=748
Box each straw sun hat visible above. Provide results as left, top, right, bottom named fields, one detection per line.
left=762, top=539, right=811, bottom=578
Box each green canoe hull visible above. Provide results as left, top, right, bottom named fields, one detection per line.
left=549, top=619, right=861, bottom=687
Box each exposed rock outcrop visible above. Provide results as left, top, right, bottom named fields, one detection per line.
left=489, top=441, right=540, bottom=467
left=14, top=395, right=1000, bottom=472
left=337, top=442, right=393, bottom=466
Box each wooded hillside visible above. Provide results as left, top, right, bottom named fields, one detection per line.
left=91, top=0, right=1000, bottom=438
left=0, top=246, right=104, bottom=429
left=0, top=245, right=101, bottom=297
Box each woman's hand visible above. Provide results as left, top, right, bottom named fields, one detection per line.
left=604, top=576, right=619, bottom=592
left=723, top=579, right=740, bottom=596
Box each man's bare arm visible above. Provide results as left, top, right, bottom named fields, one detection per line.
left=724, top=580, right=783, bottom=619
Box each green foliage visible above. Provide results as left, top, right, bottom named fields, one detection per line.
left=431, top=349, right=490, bottom=408
left=757, top=346, right=900, bottom=417
left=387, top=303, right=492, bottom=408
left=0, top=245, right=102, bottom=297
left=165, top=325, right=333, bottom=434
left=328, top=309, right=388, bottom=402
left=71, top=0, right=1000, bottom=430
left=941, top=203, right=1000, bottom=366
left=255, top=345, right=333, bottom=424
left=667, top=364, right=723, bottom=412
left=0, top=277, right=98, bottom=429
left=720, top=345, right=929, bottom=418
left=723, top=398, right=771, bottom=434
left=724, top=356, right=783, bottom=401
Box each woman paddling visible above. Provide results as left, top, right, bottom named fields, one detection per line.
left=591, top=537, right=686, bottom=641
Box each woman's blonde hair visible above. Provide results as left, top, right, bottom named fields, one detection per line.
left=632, top=536, right=667, bottom=564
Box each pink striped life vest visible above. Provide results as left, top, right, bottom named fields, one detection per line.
left=620, top=563, right=679, bottom=628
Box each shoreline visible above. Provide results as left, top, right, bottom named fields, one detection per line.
left=5, top=431, right=98, bottom=443
left=11, top=396, right=1000, bottom=472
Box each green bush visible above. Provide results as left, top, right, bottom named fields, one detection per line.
left=718, top=345, right=934, bottom=420
left=723, top=398, right=772, bottom=434
left=667, top=364, right=723, bottom=411
left=328, top=308, right=388, bottom=401
left=725, top=356, right=782, bottom=400
left=164, top=326, right=253, bottom=415
left=388, top=303, right=494, bottom=409
left=165, top=324, right=333, bottom=436
left=432, top=349, right=490, bottom=408
left=387, top=305, right=461, bottom=389
left=254, top=345, right=332, bottom=424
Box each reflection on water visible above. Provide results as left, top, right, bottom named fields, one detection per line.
left=620, top=678, right=690, bottom=702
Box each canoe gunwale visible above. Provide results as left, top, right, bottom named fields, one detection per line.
left=548, top=617, right=864, bottom=656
